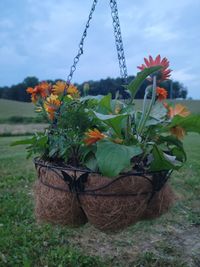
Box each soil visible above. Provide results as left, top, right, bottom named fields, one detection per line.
left=68, top=222, right=200, bottom=266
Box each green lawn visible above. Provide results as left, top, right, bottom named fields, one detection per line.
left=0, top=99, right=199, bottom=121
left=0, top=134, right=200, bottom=266
left=0, top=99, right=35, bottom=119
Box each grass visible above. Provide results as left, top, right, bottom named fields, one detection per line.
left=0, top=99, right=35, bottom=119
left=0, top=99, right=199, bottom=123
left=0, top=134, right=200, bottom=266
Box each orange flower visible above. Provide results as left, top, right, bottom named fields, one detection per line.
left=84, top=129, right=106, bottom=145
left=26, top=82, right=51, bottom=103
left=52, top=81, right=79, bottom=98
left=137, top=55, right=171, bottom=81
left=44, top=94, right=61, bottom=120
left=156, top=87, right=168, bottom=101
left=52, top=81, right=67, bottom=95
left=67, top=84, right=79, bottom=97
left=168, top=104, right=190, bottom=118
left=170, top=126, right=185, bottom=139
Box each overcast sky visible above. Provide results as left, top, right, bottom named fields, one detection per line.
left=0, top=0, right=199, bottom=98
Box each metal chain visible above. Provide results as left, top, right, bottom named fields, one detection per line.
left=109, top=0, right=128, bottom=81
left=66, top=0, right=128, bottom=84
left=66, top=0, right=98, bottom=84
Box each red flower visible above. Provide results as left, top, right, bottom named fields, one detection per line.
left=137, top=55, right=171, bottom=81
left=156, top=87, right=168, bottom=101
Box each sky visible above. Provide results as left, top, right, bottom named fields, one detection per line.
left=0, top=0, right=200, bottom=99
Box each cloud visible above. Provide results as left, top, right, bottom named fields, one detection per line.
left=0, top=0, right=199, bottom=98
left=173, top=68, right=198, bottom=83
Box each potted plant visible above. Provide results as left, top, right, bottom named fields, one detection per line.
left=13, top=55, right=200, bottom=232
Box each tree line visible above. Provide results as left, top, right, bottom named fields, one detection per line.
left=0, top=76, right=187, bottom=102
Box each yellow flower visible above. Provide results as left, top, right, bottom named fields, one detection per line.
left=67, top=84, right=79, bottom=97
left=52, top=81, right=67, bottom=95
left=52, top=81, right=79, bottom=98
left=44, top=94, right=61, bottom=120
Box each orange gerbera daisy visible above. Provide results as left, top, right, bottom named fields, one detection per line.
left=67, top=84, right=80, bottom=97
left=170, top=126, right=185, bottom=139
left=44, top=94, right=61, bottom=120
left=137, top=55, right=171, bottom=81
left=156, top=87, right=168, bottom=101
left=52, top=81, right=67, bottom=95
left=26, top=82, right=51, bottom=103
left=52, top=81, right=79, bottom=98
left=84, top=129, right=106, bottom=145
left=168, top=104, right=190, bottom=118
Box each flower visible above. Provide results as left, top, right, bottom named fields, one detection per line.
left=67, top=84, right=80, bottom=97
left=168, top=104, right=190, bottom=118
left=156, top=87, right=168, bottom=101
left=170, top=126, right=185, bottom=139
left=44, top=94, right=61, bottom=120
left=84, top=129, right=106, bottom=145
left=26, top=82, right=51, bottom=103
left=52, top=81, right=79, bottom=98
left=52, top=81, right=67, bottom=95
left=137, top=55, right=171, bottom=81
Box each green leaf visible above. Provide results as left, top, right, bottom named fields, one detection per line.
left=96, top=140, right=142, bottom=177
left=80, top=95, right=104, bottom=102
left=150, top=145, right=182, bottom=171
left=159, top=135, right=184, bottom=149
left=10, top=137, right=35, bottom=146
left=150, top=101, right=167, bottom=120
left=93, top=112, right=128, bottom=137
left=97, top=94, right=112, bottom=114
left=85, top=154, right=98, bottom=171
left=169, top=114, right=200, bottom=133
left=171, top=147, right=187, bottom=162
left=127, top=66, right=162, bottom=99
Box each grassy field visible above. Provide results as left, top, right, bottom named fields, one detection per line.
left=0, top=99, right=199, bottom=121
left=0, top=99, right=35, bottom=119
left=0, top=134, right=200, bottom=266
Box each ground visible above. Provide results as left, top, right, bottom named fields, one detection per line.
left=0, top=134, right=199, bottom=267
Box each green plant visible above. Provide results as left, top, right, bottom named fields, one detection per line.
left=12, top=55, right=200, bottom=177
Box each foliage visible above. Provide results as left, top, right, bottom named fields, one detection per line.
left=12, top=55, right=200, bottom=177
left=0, top=75, right=188, bottom=102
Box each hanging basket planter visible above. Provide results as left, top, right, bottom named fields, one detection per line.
left=11, top=0, right=199, bottom=234
left=141, top=183, right=176, bottom=221
left=80, top=171, right=175, bottom=232
left=34, top=159, right=88, bottom=227
left=34, top=158, right=175, bottom=232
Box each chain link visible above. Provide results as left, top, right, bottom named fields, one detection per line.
left=66, top=0, right=98, bottom=84
left=66, top=0, right=128, bottom=84
left=109, top=0, right=128, bottom=81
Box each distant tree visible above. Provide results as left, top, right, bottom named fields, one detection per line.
left=23, top=76, right=39, bottom=88
left=0, top=75, right=188, bottom=102
left=160, top=80, right=188, bottom=99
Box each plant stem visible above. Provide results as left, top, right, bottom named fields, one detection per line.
left=137, top=88, right=150, bottom=133
left=125, top=114, right=132, bottom=142
left=138, top=76, right=157, bottom=136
